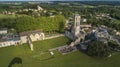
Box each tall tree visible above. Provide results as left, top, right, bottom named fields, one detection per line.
left=87, top=41, right=111, bottom=57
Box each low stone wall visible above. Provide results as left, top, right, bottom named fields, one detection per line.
left=44, top=34, right=64, bottom=40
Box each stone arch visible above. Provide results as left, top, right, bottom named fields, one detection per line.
left=40, top=33, right=45, bottom=40
left=80, top=38, right=84, bottom=43
left=34, top=33, right=40, bottom=40
left=29, top=34, right=35, bottom=41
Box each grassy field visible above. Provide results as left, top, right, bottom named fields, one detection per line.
left=0, top=36, right=120, bottom=67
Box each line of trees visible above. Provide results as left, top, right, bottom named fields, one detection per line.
left=87, top=16, right=120, bottom=31
left=0, top=15, right=66, bottom=33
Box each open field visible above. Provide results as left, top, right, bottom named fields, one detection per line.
left=0, top=36, right=120, bottom=67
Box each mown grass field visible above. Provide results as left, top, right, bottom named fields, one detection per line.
left=0, top=36, right=120, bottom=67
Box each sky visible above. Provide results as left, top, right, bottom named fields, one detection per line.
left=0, top=0, right=120, bottom=1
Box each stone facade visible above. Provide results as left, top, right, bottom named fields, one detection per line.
left=0, top=28, right=7, bottom=34
left=20, top=30, right=45, bottom=44
left=20, top=36, right=27, bottom=43
left=0, top=35, right=21, bottom=48
left=0, top=29, right=45, bottom=48
left=72, top=14, right=81, bottom=38
left=65, top=30, right=74, bottom=40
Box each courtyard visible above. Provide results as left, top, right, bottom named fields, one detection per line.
left=0, top=36, right=120, bottom=67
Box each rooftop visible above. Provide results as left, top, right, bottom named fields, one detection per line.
left=20, top=29, right=43, bottom=36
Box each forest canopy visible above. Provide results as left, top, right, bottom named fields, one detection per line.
left=0, top=15, right=66, bottom=33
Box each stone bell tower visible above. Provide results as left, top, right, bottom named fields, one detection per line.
left=72, top=14, right=81, bottom=38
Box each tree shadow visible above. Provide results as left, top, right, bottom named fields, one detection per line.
left=8, top=57, right=22, bottom=67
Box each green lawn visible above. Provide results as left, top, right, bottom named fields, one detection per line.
left=0, top=36, right=120, bottom=67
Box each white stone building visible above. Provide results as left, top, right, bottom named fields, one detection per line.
left=0, top=29, right=45, bottom=49
left=0, top=28, right=7, bottom=34
left=20, top=30, right=45, bottom=44
left=0, top=36, right=21, bottom=48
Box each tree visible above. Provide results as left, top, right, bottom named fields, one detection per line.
left=87, top=41, right=111, bottom=57
left=108, top=40, right=119, bottom=50
left=59, top=21, right=65, bottom=33
left=13, top=15, right=65, bottom=33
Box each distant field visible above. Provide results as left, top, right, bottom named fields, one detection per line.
left=0, top=36, right=120, bottom=67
